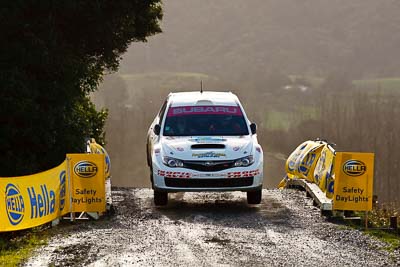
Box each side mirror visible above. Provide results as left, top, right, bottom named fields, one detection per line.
left=250, top=123, right=257, bottom=134
left=153, top=124, right=161, bottom=135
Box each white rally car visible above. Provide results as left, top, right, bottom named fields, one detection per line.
left=146, top=91, right=264, bottom=205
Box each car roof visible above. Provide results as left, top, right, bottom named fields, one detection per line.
left=168, top=91, right=240, bottom=107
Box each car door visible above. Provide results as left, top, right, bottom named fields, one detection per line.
left=147, top=98, right=169, bottom=166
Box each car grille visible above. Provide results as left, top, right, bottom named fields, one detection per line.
left=183, top=160, right=235, bottom=172
left=164, top=177, right=254, bottom=188
left=191, top=144, right=225, bottom=149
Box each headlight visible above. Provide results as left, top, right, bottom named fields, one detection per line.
left=234, top=155, right=254, bottom=167
left=162, top=156, right=184, bottom=168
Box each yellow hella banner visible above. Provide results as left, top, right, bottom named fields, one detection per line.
left=89, top=142, right=111, bottom=178
left=0, top=161, right=69, bottom=232
left=313, top=145, right=335, bottom=193
left=297, top=144, right=324, bottom=182
left=1, top=154, right=106, bottom=232
left=286, top=140, right=318, bottom=178
left=68, top=154, right=106, bottom=213
left=285, top=140, right=326, bottom=182
left=333, top=152, right=374, bottom=211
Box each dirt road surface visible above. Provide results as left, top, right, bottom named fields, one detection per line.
left=25, top=188, right=399, bottom=266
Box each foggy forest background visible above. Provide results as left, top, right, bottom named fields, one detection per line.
left=92, top=0, right=400, bottom=203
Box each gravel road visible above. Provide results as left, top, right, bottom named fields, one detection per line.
left=25, top=188, right=399, bottom=266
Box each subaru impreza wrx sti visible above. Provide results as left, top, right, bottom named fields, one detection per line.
left=146, top=91, right=264, bottom=205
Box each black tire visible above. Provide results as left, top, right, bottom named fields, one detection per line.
left=149, top=168, right=154, bottom=189
left=154, top=191, right=168, bottom=206
left=247, top=190, right=262, bottom=204
left=146, top=142, right=151, bottom=167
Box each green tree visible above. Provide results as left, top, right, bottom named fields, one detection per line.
left=0, top=0, right=162, bottom=176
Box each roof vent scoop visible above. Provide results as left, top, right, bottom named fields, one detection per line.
left=196, top=100, right=213, bottom=105
left=191, top=144, right=225, bottom=149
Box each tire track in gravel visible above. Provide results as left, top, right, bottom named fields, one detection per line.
left=25, top=188, right=399, bottom=266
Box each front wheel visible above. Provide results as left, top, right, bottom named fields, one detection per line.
left=149, top=168, right=154, bottom=189
left=154, top=191, right=168, bottom=206
left=247, top=190, right=262, bottom=204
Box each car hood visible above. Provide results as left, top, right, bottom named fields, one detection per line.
left=160, top=136, right=253, bottom=161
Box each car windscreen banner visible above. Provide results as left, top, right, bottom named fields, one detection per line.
left=167, top=105, right=242, bottom=117
left=67, top=154, right=106, bottom=213
left=333, top=152, right=374, bottom=211
left=0, top=160, right=69, bottom=232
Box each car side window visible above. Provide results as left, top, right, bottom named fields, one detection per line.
left=158, top=99, right=168, bottom=124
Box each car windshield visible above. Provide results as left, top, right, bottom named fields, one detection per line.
left=163, top=105, right=249, bottom=136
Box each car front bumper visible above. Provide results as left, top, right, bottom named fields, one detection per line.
left=152, top=160, right=263, bottom=192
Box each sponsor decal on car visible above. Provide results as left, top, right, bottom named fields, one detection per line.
left=192, top=152, right=226, bottom=158
left=192, top=173, right=228, bottom=178
left=158, top=170, right=192, bottom=178
left=227, top=170, right=260, bottom=178
left=167, top=105, right=242, bottom=117
left=189, top=137, right=227, bottom=143
left=158, top=169, right=261, bottom=179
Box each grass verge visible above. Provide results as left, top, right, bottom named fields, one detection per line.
left=365, top=230, right=400, bottom=252
left=340, top=204, right=400, bottom=253
left=366, top=203, right=400, bottom=252
left=0, top=226, right=50, bottom=266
